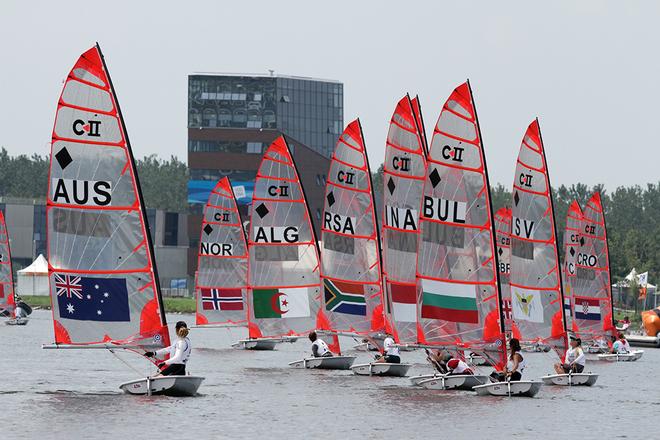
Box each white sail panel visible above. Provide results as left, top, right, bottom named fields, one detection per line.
left=195, top=177, right=248, bottom=326
left=247, top=136, right=320, bottom=337
left=495, top=207, right=516, bottom=337
left=321, top=119, right=386, bottom=335
left=382, top=95, right=426, bottom=343
left=47, top=46, right=169, bottom=348
left=509, top=120, right=565, bottom=354
left=562, top=200, right=582, bottom=332
left=417, top=83, right=504, bottom=367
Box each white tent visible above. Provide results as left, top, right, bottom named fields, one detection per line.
left=17, top=254, right=49, bottom=296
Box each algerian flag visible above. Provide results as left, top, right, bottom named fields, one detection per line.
left=253, top=287, right=310, bottom=319
left=511, top=287, right=544, bottom=323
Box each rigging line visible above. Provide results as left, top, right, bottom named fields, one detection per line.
left=108, top=348, right=145, bottom=376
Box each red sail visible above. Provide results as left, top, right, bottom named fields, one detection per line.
left=0, top=211, right=16, bottom=317
left=47, top=45, right=169, bottom=348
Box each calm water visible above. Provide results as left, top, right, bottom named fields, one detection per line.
left=2, top=310, right=658, bottom=439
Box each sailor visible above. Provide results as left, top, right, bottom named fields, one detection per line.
left=425, top=349, right=448, bottom=374
left=14, top=296, right=28, bottom=320
left=489, top=338, right=526, bottom=382
left=617, top=316, right=631, bottom=332
left=375, top=333, right=400, bottom=364
left=144, top=321, right=192, bottom=376
left=308, top=331, right=333, bottom=357
left=611, top=333, right=631, bottom=354
left=554, top=336, right=585, bottom=374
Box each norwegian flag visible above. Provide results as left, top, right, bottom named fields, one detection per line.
left=55, top=274, right=83, bottom=299
left=202, top=288, right=243, bottom=311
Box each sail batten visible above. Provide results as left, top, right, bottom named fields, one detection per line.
left=47, top=45, right=169, bottom=349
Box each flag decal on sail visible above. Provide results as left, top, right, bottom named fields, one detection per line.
left=574, top=297, right=601, bottom=321
left=324, top=279, right=366, bottom=316
left=421, top=279, right=478, bottom=324
left=511, top=287, right=543, bottom=323
left=55, top=274, right=130, bottom=322
left=390, top=282, right=417, bottom=322
left=253, top=287, right=310, bottom=319
left=201, top=288, right=243, bottom=311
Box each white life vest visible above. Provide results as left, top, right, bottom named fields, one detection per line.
left=168, top=337, right=192, bottom=364
left=312, top=339, right=330, bottom=356
left=613, top=340, right=630, bottom=354
left=507, top=351, right=526, bottom=372
left=565, top=347, right=585, bottom=366
left=448, top=359, right=471, bottom=374
left=383, top=337, right=399, bottom=356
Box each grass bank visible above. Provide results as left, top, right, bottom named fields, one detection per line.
left=20, top=295, right=197, bottom=314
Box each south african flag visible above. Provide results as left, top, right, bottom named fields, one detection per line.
left=324, top=278, right=366, bottom=316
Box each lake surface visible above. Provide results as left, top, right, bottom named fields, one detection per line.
left=2, top=310, right=658, bottom=439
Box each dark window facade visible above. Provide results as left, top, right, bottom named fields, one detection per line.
left=33, top=205, right=46, bottom=257
left=164, top=212, right=179, bottom=246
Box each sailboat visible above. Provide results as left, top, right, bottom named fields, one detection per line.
left=406, top=82, right=506, bottom=392
left=577, top=192, right=642, bottom=362
left=234, top=136, right=321, bottom=352
left=382, top=95, right=427, bottom=348
left=0, top=211, right=22, bottom=325
left=194, top=177, right=248, bottom=329
left=42, top=44, right=203, bottom=396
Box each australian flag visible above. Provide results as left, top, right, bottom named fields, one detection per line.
left=55, top=274, right=130, bottom=322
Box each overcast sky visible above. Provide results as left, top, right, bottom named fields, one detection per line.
left=1, top=1, right=658, bottom=189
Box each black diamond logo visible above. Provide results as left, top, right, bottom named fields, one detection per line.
left=514, top=191, right=520, bottom=206
left=327, top=191, right=335, bottom=207
left=55, top=147, right=73, bottom=170
left=387, top=177, right=396, bottom=195
left=429, top=169, right=441, bottom=188
left=498, top=248, right=503, bottom=256
left=203, top=224, right=213, bottom=235
left=569, top=247, right=575, bottom=257
left=579, top=237, right=585, bottom=247
left=256, top=203, right=269, bottom=218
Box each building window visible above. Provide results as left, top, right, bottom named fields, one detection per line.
left=247, top=142, right=262, bottom=154
left=280, top=95, right=290, bottom=103
left=164, top=212, right=179, bottom=246
left=202, top=109, right=217, bottom=127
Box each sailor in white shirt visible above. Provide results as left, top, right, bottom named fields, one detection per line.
left=375, top=334, right=400, bottom=364
left=144, top=321, right=192, bottom=376
left=554, top=336, right=586, bottom=373
left=309, top=331, right=333, bottom=357
left=612, top=333, right=631, bottom=354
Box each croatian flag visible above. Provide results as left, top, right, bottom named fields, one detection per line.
left=574, top=297, right=601, bottom=321
left=55, top=274, right=130, bottom=322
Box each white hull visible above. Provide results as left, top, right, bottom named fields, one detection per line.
left=409, top=373, right=440, bottom=386
left=467, top=353, right=488, bottom=366
left=351, top=363, right=411, bottom=377
left=586, top=345, right=607, bottom=354
left=419, top=374, right=489, bottom=391
left=626, top=334, right=660, bottom=348
left=473, top=380, right=542, bottom=397
left=522, top=343, right=551, bottom=353
left=541, top=373, right=598, bottom=386
left=288, top=356, right=356, bottom=370
left=4, top=318, right=28, bottom=326
left=119, top=375, right=205, bottom=397
left=232, top=337, right=298, bottom=350
left=597, top=350, right=644, bottom=362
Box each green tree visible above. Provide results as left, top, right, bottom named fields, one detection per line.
left=136, top=155, right=188, bottom=212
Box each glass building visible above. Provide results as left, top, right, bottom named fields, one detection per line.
left=187, top=72, right=343, bottom=276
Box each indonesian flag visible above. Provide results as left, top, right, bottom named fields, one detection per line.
left=389, top=282, right=417, bottom=323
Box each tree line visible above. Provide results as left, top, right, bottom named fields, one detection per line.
left=0, top=148, right=654, bottom=288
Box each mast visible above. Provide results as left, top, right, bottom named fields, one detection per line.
left=600, top=193, right=616, bottom=332
left=96, top=43, right=167, bottom=328
left=468, top=80, right=506, bottom=339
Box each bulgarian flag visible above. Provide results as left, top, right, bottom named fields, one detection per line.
left=421, top=278, right=478, bottom=324
left=253, top=287, right=310, bottom=319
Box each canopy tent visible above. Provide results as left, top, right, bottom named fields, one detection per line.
left=16, top=254, right=49, bottom=296
left=613, top=268, right=657, bottom=291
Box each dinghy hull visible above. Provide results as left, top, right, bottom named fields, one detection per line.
left=5, top=318, right=28, bottom=326
left=419, top=375, right=488, bottom=391
left=289, top=356, right=356, bottom=370
left=232, top=339, right=278, bottom=350
left=541, top=373, right=598, bottom=386
left=473, top=380, right=542, bottom=397
left=119, top=376, right=205, bottom=397
left=409, top=373, right=439, bottom=386
left=597, top=350, right=643, bottom=362
left=351, top=363, right=411, bottom=377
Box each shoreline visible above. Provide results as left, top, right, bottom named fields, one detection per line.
left=19, top=295, right=197, bottom=314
